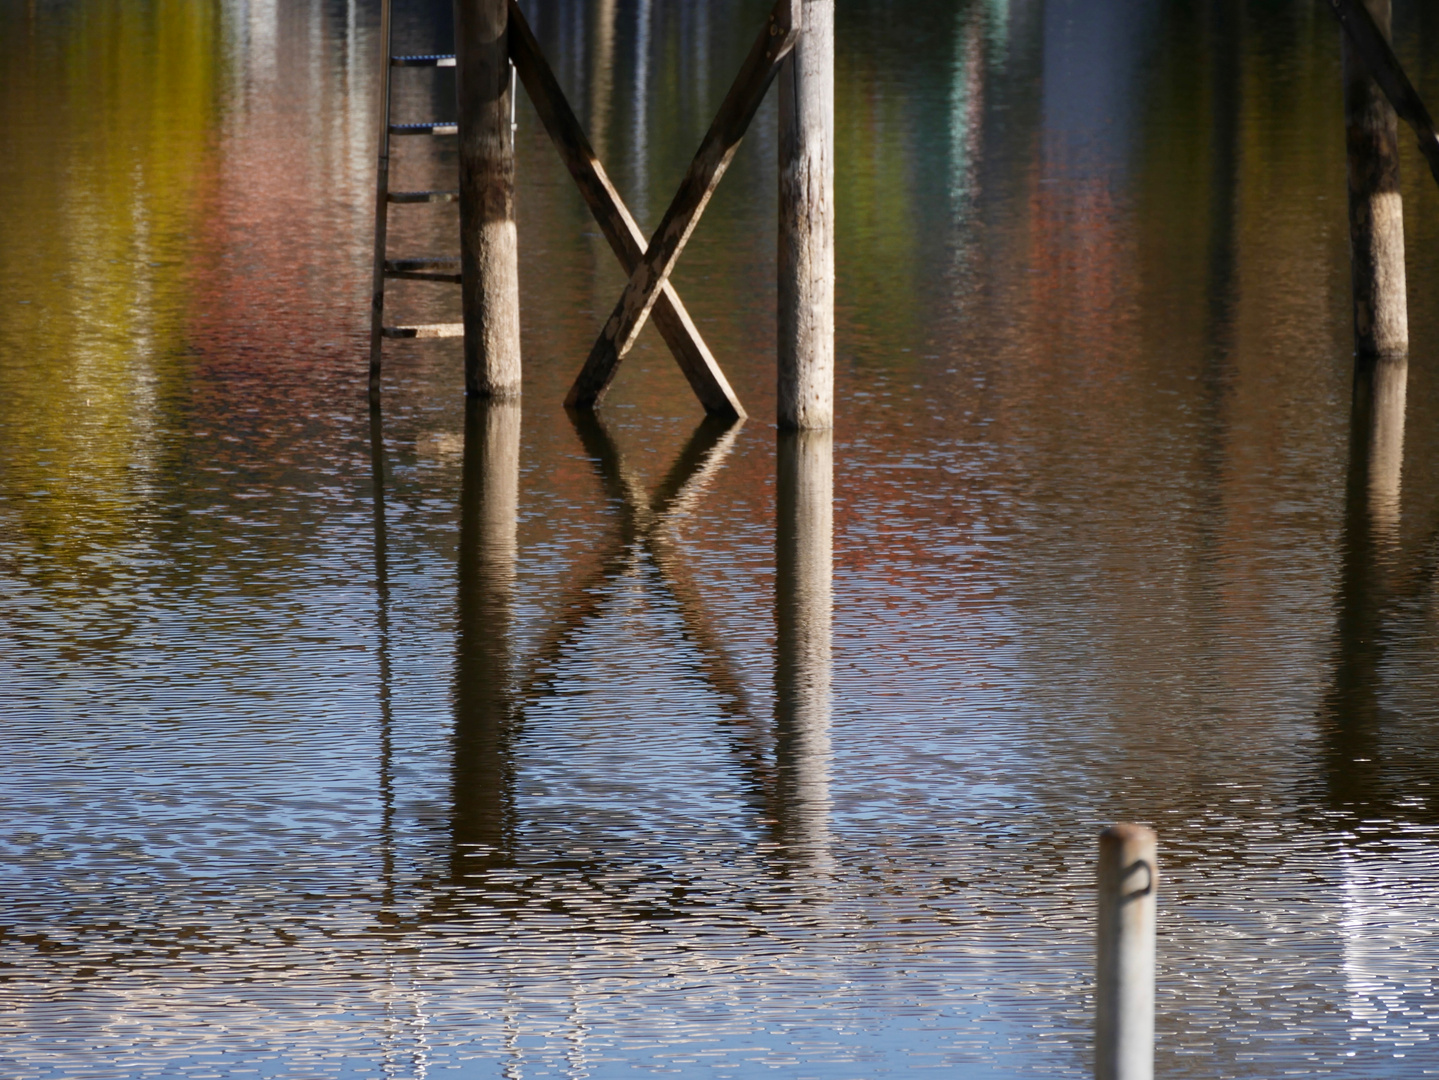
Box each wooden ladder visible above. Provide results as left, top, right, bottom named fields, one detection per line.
left=367, top=0, right=466, bottom=397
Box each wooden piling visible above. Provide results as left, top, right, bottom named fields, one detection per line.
left=1096, top=823, right=1157, bottom=1080
left=1342, top=0, right=1407, bottom=361
left=454, top=0, right=522, bottom=398
left=777, top=0, right=835, bottom=431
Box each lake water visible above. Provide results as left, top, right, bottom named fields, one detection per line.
left=4, top=0, right=1439, bottom=1076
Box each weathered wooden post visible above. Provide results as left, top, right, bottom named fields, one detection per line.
left=774, top=429, right=833, bottom=865
left=1342, top=0, right=1408, bottom=361
left=452, top=398, right=521, bottom=876
left=454, top=0, right=522, bottom=398
left=777, top=0, right=835, bottom=430
left=1096, top=824, right=1157, bottom=1080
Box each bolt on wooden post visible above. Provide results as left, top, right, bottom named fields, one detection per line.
left=454, top=0, right=522, bottom=398
left=1343, top=0, right=1407, bottom=362
left=1096, top=824, right=1157, bottom=1080
left=777, top=0, right=834, bottom=431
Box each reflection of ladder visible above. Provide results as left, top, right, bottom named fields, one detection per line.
left=367, top=0, right=463, bottom=397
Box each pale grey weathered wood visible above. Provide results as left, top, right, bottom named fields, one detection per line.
left=507, top=0, right=745, bottom=419
left=455, top=0, right=522, bottom=397
left=383, top=323, right=465, bottom=339
left=1095, top=824, right=1157, bottom=1080
left=777, top=0, right=835, bottom=431
left=1340, top=0, right=1408, bottom=360
left=565, top=0, right=801, bottom=410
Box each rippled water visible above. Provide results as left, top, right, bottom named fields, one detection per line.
left=4, top=0, right=1439, bottom=1076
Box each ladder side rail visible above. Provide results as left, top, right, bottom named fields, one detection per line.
left=368, top=0, right=396, bottom=398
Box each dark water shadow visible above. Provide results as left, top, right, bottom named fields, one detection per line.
left=1322, top=357, right=1410, bottom=826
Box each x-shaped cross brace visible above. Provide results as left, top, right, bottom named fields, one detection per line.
left=509, top=0, right=801, bottom=417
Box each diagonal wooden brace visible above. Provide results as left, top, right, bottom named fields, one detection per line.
left=565, top=0, right=801, bottom=410
left=1327, top=0, right=1439, bottom=188
left=507, top=1, right=745, bottom=418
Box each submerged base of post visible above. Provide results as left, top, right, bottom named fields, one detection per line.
left=1096, top=823, right=1157, bottom=1080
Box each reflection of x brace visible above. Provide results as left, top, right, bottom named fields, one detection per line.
left=507, top=0, right=801, bottom=416
left=519, top=414, right=753, bottom=726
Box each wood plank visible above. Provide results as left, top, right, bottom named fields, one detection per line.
left=388, top=189, right=459, bottom=203
left=507, top=0, right=745, bottom=419
left=382, top=323, right=465, bottom=339
left=391, top=54, right=456, bottom=67
left=1328, top=0, right=1439, bottom=188
left=385, top=257, right=460, bottom=270
left=564, top=0, right=801, bottom=410
left=389, top=122, right=458, bottom=135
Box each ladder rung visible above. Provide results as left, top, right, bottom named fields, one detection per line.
left=382, top=323, right=464, bottom=339
left=385, top=271, right=461, bottom=283
left=389, top=122, right=457, bottom=136
left=391, top=54, right=456, bottom=67
left=388, top=190, right=459, bottom=204
left=386, top=257, right=459, bottom=271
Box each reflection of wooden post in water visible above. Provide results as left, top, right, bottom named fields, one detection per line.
left=455, top=0, right=522, bottom=397
left=452, top=399, right=521, bottom=877
left=1352, top=357, right=1406, bottom=538
left=1326, top=357, right=1407, bottom=814
left=774, top=430, right=833, bottom=866
left=777, top=0, right=834, bottom=431
left=369, top=404, right=397, bottom=901
left=1342, top=0, right=1407, bottom=361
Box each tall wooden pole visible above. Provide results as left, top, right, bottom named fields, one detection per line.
left=1095, top=824, right=1158, bottom=1080
left=455, top=0, right=522, bottom=398
left=777, top=0, right=835, bottom=431
left=1342, top=0, right=1407, bottom=361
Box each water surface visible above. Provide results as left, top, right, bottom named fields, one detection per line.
left=4, top=0, right=1439, bottom=1076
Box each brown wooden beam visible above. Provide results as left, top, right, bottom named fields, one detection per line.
left=565, top=0, right=801, bottom=410
left=507, top=1, right=745, bottom=419
left=1328, top=0, right=1439, bottom=189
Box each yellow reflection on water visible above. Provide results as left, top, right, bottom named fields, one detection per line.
left=0, top=0, right=219, bottom=570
